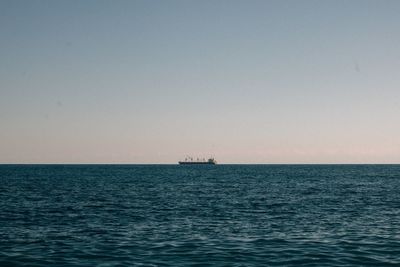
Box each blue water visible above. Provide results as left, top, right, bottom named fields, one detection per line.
left=1, top=165, right=400, bottom=266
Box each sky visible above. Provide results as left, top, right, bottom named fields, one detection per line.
left=1, top=0, right=400, bottom=164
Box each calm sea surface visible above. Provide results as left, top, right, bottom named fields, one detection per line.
left=1, top=164, right=400, bottom=266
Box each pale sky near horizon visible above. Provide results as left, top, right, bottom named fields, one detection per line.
left=1, top=0, right=400, bottom=163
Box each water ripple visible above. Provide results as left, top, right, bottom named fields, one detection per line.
left=1, top=164, right=400, bottom=266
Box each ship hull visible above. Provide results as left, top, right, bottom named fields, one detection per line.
left=178, top=161, right=216, bottom=165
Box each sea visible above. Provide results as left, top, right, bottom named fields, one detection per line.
left=1, top=164, right=400, bottom=266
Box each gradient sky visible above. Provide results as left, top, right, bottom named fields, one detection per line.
left=1, top=0, right=400, bottom=163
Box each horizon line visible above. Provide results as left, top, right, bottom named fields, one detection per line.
left=1, top=163, right=400, bottom=165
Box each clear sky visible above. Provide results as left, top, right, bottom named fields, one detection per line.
left=1, top=0, right=400, bottom=163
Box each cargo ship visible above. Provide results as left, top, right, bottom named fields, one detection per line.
left=179, top=157, right=217, bottom=165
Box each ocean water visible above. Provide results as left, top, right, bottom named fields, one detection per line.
left=1, top=164, right=400, bottom=266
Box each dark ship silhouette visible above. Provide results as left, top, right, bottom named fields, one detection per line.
left=178, top=157, right=217, bottom=165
